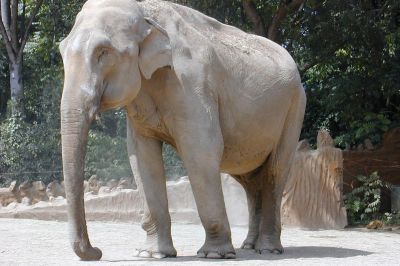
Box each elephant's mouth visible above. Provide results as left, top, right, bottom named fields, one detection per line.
left=99, top=81, right=114, bottom=111
left=99, top=82, right=139, bottom=111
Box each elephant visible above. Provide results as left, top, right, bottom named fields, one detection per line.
left=59, top=0, right=306, bottom=261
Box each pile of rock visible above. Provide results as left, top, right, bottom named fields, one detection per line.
left=84, top=175, right=136, bottom=196
left=0, top=180, right=47, bottom=206
left=0, top=176, right=135, bottom=207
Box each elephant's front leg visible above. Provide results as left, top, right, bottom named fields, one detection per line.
left=127, top=117, right=176, bottom=258
left=176, top=121, right=235, bottom=259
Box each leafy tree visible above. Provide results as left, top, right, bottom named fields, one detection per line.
left=1, top=0, right=399, bottom=185
left=297, top=0, right=400, bottom=147
left=0, top=0, right=44, bottom=115
left=344, top=172, right=391, bottom=224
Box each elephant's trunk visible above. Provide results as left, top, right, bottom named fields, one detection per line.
left=61, top=91, right=102, bottom=261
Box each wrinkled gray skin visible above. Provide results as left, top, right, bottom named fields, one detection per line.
left=59, top=0, right=306, bottom=261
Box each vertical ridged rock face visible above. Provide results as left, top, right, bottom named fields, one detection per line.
left=282, top=130, right=347, bottom=229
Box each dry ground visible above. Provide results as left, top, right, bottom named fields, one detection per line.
left=0, top=218, right=399, bottom=265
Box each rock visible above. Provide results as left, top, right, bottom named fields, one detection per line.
left=366, top=220, right=383, bottom=230
left=117, top=178, right=134, bottom=189
left=46, top=180, right=65, bottom=199
left=107, top=179, right=118, bottom=191
left=19, top=180, right=48, bottom=204
left=98, top=186, right=112, bottom=195
left=296, top=139, right=310, bottom=151
left=364, top=139, right=374, bottom=150
left=0, top=180, right=20, bottom=206
left=317, top=129, right=334, bottom=148
left=282, top=129, right=347, bottom=229
left=21, top=197, right=31, bottom=206
left=85, top=175, right=101, bottom=195
left=9, top=180, right=18, bottom=193
left=357, top=143, right=364, bottom=151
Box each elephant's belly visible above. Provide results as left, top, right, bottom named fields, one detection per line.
left=220, top=140, right=274, bottom=175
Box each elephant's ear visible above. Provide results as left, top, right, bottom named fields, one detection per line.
left=139, top=18, right=172, bottom=80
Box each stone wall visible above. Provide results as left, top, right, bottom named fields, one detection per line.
left=1, top=130, right=349, bottom=229
left=0, top=175, right=249, bottom=226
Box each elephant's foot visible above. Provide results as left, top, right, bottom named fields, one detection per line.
left=133, top=248, right=176, bottom=259
left=134, top=233, right=177, bottom=259
left=240, top=234, right=258, bottom=249
left=255, top=235, right=284, bottom=254
left=197, top=240, right=236, bottom=259
left=72, top=242, right=102, bottom=261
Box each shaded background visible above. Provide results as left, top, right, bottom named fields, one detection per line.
left=0, top=0, right=399, bottom=185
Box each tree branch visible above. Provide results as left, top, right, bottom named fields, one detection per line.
left=1, top=0, right=10, bottom=36
left=299, top=40, right=347, bottom=76
left=17, top=0, right=43, bottom=62
left=10, top=0, right=18, bottom=51
left=268, top=0, right=306, bottom=42
left=299, top=59, right=321, bottom=76
left=21, top=0, right=25, bottom=40
left=0, top=2, right=16, bottom=61
left=242, top=0, right=267, bottom=37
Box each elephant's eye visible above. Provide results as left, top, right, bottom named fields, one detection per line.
left=96, top=47, right=112, bottom=63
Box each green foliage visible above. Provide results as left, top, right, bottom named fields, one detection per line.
left=0, top=113, right=61, bottom=186
left=162, top=144, right=186, bottom=180
left=298, top=0, right=400, bottom=146
left=172, top=0, right=245, bottom=29
left=382, top=212, right=400, bottom=225
left=85, top=129, right=131, bottom=181
left=86, top=116, right=186, bottom=181
left=1, top=0, right=400, bottom=185
left=335, top=113, right=392, bottom=148
left=344, top=172, right=391, bottom=225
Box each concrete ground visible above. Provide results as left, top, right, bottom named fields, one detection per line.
left=0, top=219, right=399, bottom=266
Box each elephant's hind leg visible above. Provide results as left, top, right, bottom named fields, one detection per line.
left=256, top=86, right=306, bottom=254
left=256, top=161, right=285, bottom=254
left=232, top=174, right=262, bottom=250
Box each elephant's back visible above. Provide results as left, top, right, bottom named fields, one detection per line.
left=140, top=0, right=293, bottom=62
left=140, top=0, right=299, bottom=88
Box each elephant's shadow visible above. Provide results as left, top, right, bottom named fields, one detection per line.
left=105, top=246, right=372, bottom=263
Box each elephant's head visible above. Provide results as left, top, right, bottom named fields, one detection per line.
left=59, top=0, right=171, bottom=260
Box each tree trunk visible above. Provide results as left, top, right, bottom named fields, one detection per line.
left=9, top=60, right=23, bottom=115
left=1, top=0, right=10, bottom=36
left=242, top=0, right=267, bottom=37
left=0, top=0, right=43, bottom=117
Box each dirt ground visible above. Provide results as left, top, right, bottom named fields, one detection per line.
left=0, top=219, right=399, bottom=266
